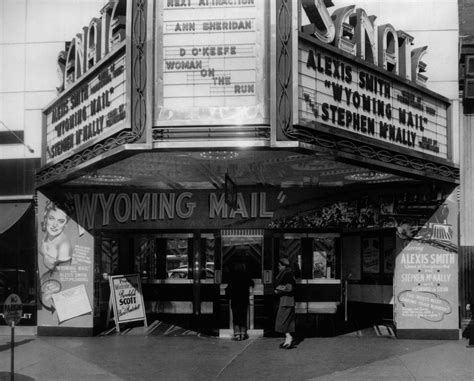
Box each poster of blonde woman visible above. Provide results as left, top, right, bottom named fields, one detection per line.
left=37, top=192, right=94, bottom=328
left=40, top=201, right=73, bottom=270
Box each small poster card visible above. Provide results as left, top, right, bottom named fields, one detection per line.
left=109, top=274, right=146, bottom=324
left=51, top=284, right=92, bottom=323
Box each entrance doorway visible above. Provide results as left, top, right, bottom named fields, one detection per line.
left=219, top=230, right=264, bottom=337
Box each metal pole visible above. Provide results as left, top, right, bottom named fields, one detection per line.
left=11, top=321, right=15, bottom=381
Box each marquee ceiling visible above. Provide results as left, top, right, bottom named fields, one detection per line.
left=65, top=149, right=415, bottom=190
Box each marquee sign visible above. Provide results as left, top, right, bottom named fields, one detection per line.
left=155, top=0, right=269, bottom=126
left=42, top=0, right=129, bottom=166
left=289, top=0, right=450, bottom=161
left=44, top=53, right=127, bottom=164
left=298, top=39, right=448, bottom=159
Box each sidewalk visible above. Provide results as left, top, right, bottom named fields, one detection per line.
left=0, top=331, right=472, bottom=380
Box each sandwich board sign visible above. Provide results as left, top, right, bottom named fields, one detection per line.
left=108, top=274, right=147, bottom=332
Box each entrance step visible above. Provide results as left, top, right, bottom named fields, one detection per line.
left=98, top=319, right=207, bottom=337
left=147, top=319, right=205, bottom=337
left=343, top=324, right=396, bottom=338
left=219, top=329, right=263, bottom=339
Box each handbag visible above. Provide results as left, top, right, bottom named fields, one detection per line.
left=275, top=283, right=293, bottom=294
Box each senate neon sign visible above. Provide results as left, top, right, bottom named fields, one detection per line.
left=43, top=0, right=129, bottom=165
left=56, top=0, right=127, bottom=92
left=300, top=0, right=427, bottom=84
left=297, top=0, right=449, bottom=159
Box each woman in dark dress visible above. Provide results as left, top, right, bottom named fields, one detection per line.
left=274, top=258, right=296, bottom=349
left=467, top=294, right=474, bottom=347
left=227, top=262, right=254, bottom=341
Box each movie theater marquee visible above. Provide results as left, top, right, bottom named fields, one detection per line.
left=43, top=0, right=128, bottom=166
left=155, top=0, right=268, bottom=126
left=297, top=0, right=449, bottom=160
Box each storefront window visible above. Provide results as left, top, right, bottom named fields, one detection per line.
left=359, top=230, right=395, bottom=284
left=383, top=236, right=395, bottom=274
left=362, top=237, right=380, bottom=274
left=95, top=236, right=120, bottom=317
left=280, top=237, right=302, bottom=279
left=312, top=238, right=336, bottom=279
left=135, top=237, right=156, bottom=279
left=202, top=236, right=215, bottom=279
left=166, top=238, right=189, bottom=279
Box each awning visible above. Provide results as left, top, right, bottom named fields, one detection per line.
left=0, top=202, right=31, bottom=235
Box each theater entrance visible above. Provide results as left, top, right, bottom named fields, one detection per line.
left=218, top=230, right=265, bottom=338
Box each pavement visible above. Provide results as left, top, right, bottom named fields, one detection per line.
left=0, top=329, right=473, bottom=381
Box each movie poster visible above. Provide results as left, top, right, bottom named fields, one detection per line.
left=394, top=189, right=458, bottom=332
left=37, top=192, right=94, bottom=327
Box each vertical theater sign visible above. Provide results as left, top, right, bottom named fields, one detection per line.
left=38, top=0, right=146, bottom=331
left=39, top=0, right=148, bottom=187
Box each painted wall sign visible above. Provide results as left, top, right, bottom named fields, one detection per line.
left=37, top=192, right=94, bottom=328
left=155, top=0, right=269, bottom=126
left=44, top=53, right=127, bottom=165
left=298, top=40, right=448, bottom=159
left=394, top=189, right=458, bottom=334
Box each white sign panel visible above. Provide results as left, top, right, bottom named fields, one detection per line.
left=44, top=52, right=127, bottom=165
left=51, top=284, right=92, bottom=323
left=156, top=0, right=269, bottom=126
left=298, top=41, right=449, bottom=159
left=109, top=274, right=146, bottom=325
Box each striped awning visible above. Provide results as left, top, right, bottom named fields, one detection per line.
left=221, top=229, right=264, bottom=237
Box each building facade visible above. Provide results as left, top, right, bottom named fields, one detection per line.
left=2, top=0, right=462, bottom=339
left=458, top=0, right=474, bottom=339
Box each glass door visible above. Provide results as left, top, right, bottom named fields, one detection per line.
left=220, top=231, right=263, bottom=335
